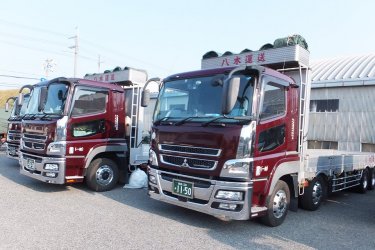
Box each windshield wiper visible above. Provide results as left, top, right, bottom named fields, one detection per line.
left=154, top=117, right=171, bottom=126
left=41, top=113, right=63, bottom=120
left=174, top=116, right=207, bottom=126
left=202, top=115, right=253, bottom=127
left=201, top=116, right=227, bottom=127
left=22, top=114, right=38, bottom=120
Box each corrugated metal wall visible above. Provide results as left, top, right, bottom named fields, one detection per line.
left=308, top=86, right=375, bottom=151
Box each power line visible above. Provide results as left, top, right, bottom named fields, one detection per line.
left=0, top=18, right=68, bottom=37
left=0, top=74, right=39, bottom=80
left=0, top=68, right=40, bottom=77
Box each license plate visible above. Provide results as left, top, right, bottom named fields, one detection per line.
left=9, top=147, right=16, bottom=155
left=172, top=179, right=193, bottom=199
left=26, top=158, right=36, bottom=170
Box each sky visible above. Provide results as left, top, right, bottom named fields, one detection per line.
left=1, top=0, right=375, bottom=89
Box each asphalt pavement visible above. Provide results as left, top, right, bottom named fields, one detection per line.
left=0, top=153, right=374, bottom=250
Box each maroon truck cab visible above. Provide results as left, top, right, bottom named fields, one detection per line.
left=19, top=77, right=127, bottom=191
left=148, top=64, right=301, bottom=225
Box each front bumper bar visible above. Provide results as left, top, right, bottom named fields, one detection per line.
left=19, top=152, right=66, bottom=184
left=148, top=168, right=253, bottom=220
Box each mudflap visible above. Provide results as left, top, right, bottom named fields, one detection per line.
left=118, top=156, right=129, bottom=184
left=289, top=173, right=299, bottom=212
left=289, top=195, right=298, bottom=212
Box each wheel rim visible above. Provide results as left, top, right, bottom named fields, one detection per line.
left=363, top=175, right=368, bottom=189
left=96, top=165, right=114, bottom=186
left=312, top=181, right=323, bottom=205
left=272, top=190, right=287, bottom=219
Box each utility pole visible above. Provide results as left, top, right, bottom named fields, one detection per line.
left=69, top=27, right=79, bottom=77
left=98, top=55, right=104, bottom=72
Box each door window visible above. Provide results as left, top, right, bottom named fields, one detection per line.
left=71, top=87, right=108, bottom=117
left=260, top=82, right=286, bottom=119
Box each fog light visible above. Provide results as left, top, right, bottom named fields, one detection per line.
left=45, top=172, right=57, bottom=178
left=218, top=203, right=237, bottom=211
left=215, top=190, right=243, bottom=201
left=149, top=175, right=157, bottom=184
left=44, top=164, right=59, bottom=171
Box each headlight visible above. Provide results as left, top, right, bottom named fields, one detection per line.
left=149, top=149, right=158, bottom=166
left=44, top=163, right=59, bottom=171
left=220, top=159, right=252, bottom=179
left=47, top=142, right=66, bottom=155
left=215, top=190, right=244, bottom=201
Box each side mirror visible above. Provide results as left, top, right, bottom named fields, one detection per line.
left=141, top=89, right=151, bottom=107
left=222, top=77, right=241, bottom=115
left=5, top=102, right=9, bottom=112
left=38, top=87, right=48, bottom=112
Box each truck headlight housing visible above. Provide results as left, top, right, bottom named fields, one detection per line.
left=47, top=142, right=66, bottom=155
left=220, top=159, right=252, bottom=179
left=44, top=163, right=59, bottom=171
left=149, top=149, right=158, bottom=167
left=215, top=190, right=244, bottom=201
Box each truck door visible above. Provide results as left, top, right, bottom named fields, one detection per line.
left=253, top=76, right=289, bottom=179
left=65, top=86, right=109, bottom=176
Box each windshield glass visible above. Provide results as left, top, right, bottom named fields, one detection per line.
left=44, top=83, right=69, bottom=114
left=154, top=73, right=254, bottom=124
left=26, top=86, right=42, bottom=115
left=19, top=95, right=30, bottom=116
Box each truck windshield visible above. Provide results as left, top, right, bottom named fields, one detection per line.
left=19, top=95, right=30, bottom=116
left=154, top=74, right=254, bottom=124
left=44, top=83, right=69, bottom=115
left=26, top=86, right=43, bottom=115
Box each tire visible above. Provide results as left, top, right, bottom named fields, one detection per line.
left=299, top=176, right=326, bottom=211
left=261, top=180, right=290, bottom=227
left=86, top=158, right=119, bottom=192
left=356, top=169, right=368, bottom=194
left=367, top=168, right=375, bottom=190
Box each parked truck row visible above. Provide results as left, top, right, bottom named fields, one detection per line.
left=4, top=36, right=375, bottom=226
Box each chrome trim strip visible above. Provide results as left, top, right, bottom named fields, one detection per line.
left=160, top=154, right=217, bottom=170
left=251, top=178, right=268, bottom=182
left=66, top=156, right=85, bottom=159
left=286, top=151, right=299, bottom=156
left=159, top=144, right=221, bottom=157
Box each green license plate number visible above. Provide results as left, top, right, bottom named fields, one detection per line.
left=172, top=179, right=193, bottom=199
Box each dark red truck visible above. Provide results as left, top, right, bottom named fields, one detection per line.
left=19, top=67, right=156, bottom=191
left=5, top=85, right=32, bottom=159
left=146, top=43, right=375, bottom=226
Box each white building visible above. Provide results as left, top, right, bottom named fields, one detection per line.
left=308, top=54, right=375, bottom=152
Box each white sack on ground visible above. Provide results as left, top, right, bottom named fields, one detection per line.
left=124, top=168, right=147, bottom=189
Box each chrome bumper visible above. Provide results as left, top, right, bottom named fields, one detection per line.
left=6, top=143, right=19, bottom=160
left=19, top=152, right=66, bottom=184
left=148, top=168, right=252, bottom=220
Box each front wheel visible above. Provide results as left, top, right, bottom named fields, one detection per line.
left=356, top=169, right=369, bottom=194
left=367, top=168, right=375, bottom=190
left=261, top=180, right=290, bottom=227
left=86, top=158, right=119, bottom=192
left=299, top=176, right=326, bottom=211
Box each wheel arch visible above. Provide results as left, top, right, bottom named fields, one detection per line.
left=84, top=145, right=127, bottom=176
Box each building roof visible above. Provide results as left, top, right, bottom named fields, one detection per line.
left=311, top=54, right=375, bottom=88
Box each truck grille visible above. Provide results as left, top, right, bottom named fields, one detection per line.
left=159, top=144, right=221, bottom=156
left=23, top=133, right=48, bottom=140
left=160, top=154, right=217, bottom=169
left=23, top=133, right=48, bottom=151
left=7, top=132, right=21, bottom=142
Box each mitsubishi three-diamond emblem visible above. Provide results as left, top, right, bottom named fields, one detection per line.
left=181, top=158, right=190, bottom=168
